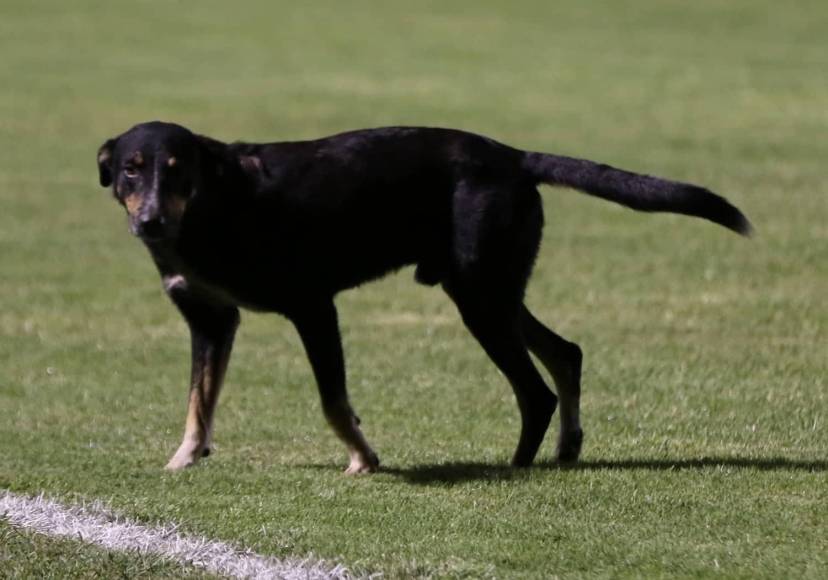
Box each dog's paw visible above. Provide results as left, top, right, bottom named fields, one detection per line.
left=556, top=428, right=584, bottom=463
left=344, top=451, right=380, bottom=475
left=165, top=442, right=206, bottom=471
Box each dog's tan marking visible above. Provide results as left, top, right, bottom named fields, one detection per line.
left=166, top=360, right=213, bottom=471
left=124, top=193, right=142, bottom=216
left=166, top=333, right=235, bottom=471
left=131, top=151, right=144, bottom=166
left=186, top=361, right=211, bottom=438
left=165, top=195, right=188, bottom=219
left=167, top=156, right=177, bottom=168
left=324, top=400, right=379, bottom=474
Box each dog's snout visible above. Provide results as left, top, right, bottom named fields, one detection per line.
left=137, top=215, right=165, bottom=240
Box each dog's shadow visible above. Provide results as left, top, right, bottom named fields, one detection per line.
left=302, top=457, right=828, bottom=486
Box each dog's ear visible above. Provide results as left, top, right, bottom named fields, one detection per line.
left=196, top=134, right=228, bottom=174
left=97, top=138, right=118, bottom=187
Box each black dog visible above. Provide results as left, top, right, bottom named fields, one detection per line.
left=97, top=121, right=751, bottom=473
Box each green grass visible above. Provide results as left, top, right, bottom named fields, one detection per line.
left=0, top=519, right=210, bottom=579
left=1, top=0, right=826, bottom=577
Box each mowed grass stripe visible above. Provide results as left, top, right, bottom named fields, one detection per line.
left=0, top=490, right=358, bottom=580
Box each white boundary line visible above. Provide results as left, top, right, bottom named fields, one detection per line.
left=1, top=490, right=363, bottom=579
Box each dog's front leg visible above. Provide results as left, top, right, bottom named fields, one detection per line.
left=292, top=301, right=379, bottom=474
left=164, top=276, right=240, bottom=471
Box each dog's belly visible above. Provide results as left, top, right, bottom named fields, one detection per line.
left=173, top=236, right=424, bottom=313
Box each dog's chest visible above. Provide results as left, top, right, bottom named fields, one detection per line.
left=157, top=242, right=290, bottom=311
left=163, top=268, right=282, bottom=312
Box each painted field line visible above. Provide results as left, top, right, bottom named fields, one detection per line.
left=1, top=490, right=363, bottom=579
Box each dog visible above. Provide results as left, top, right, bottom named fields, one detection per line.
left=97, top=121, right=751, bottom=473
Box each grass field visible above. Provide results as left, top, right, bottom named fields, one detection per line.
left=0, top=519, right=208, bottom=579
left=1, top=0, right=826, bottom=577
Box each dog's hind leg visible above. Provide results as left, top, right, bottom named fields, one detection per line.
left=446, top=286, right=557, bottom=466
left=444, top=181, right=559, bottom=465
left=292, top=301, right=379, bottom=475
left=165, top=280, right=240, bottom=470
left=521, top=306, right=584, bottom=462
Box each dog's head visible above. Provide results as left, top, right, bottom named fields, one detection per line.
left=97, top=121, right=229, bottom=243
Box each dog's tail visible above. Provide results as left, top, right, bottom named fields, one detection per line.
left=522, top=151, right=752, bottom=236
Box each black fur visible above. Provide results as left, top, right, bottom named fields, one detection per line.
left=522, top=152, right=752, bottom=235
left=98, top=121, right=752, bottom=471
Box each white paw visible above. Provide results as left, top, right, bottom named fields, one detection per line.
left=164, top=442, right=205, bottom=471
left=344, top=451, right=380, bottom=475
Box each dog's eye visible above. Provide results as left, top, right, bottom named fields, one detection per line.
left=123, top=166, right=139, bottom=179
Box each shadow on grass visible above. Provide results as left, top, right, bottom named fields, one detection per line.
left=304, top=457, right=828, bottom=486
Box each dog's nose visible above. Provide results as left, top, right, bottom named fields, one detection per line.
left=137, top=216, right=165, bottom=240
